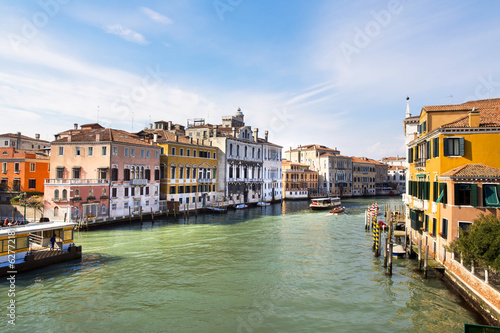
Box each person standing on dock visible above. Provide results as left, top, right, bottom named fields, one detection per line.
left=50, top=235, right=56, bottom=250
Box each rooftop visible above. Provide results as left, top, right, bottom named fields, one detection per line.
left=440, top=164, right=500, bottom=179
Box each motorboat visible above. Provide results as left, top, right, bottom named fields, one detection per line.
left=235, top=204, right=248, bottom=209
left=310, top=197, right=341, bottom=210
left=256, top=202, right=270, bottom=207
left=329, top=206, right=346, bottom=214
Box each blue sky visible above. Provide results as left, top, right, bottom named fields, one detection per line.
left=1, top=0, right=500, bottom=158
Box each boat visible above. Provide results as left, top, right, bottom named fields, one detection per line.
left=392, top=244, right=406, bottom=258
left=206, top=206, right=228, bottom=213
left=235, top=204, right=248, bottom=209
left=0, top=221, right=81, bottom=277
left=329, top=206, right=346, bottom=214
left=256, top=202, right=270, bottom=207
left=309, top=197, right=341, bottom=210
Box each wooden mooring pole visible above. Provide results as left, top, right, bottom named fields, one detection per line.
left=383, top=237, right=388, bottom=268
left=418, top=237, right=422, bottom=271
left=424, top=245, right=429, bottom=278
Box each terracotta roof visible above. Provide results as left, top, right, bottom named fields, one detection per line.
left=442, top=107, right=500, bottom=128
left=54, top=128, right=156, bottom=147
left=440, top=164, right=500, bottom=179
left=388, top=165, right=406, bottom=171
left=139, top=129, right=213, bottom=147
left=381, top=156, right=406, bottom=161
left=351, top=156, right=385, bottom=165
left=0, top=133, right=50, bottom=143
left=288, top=144, right=339, bottom=152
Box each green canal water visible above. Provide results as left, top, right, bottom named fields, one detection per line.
left=1, top=197, right=484, bottom=332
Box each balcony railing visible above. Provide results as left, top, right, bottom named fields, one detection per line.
left=198, top=178, right=215, bottom=183
left=130, top=179, right=148, bottom=186
left=45, top=179, right=109, bottom=185
left=415, top=159, right=426, bottom=168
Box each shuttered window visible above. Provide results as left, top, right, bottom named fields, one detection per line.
left=426, top=141, right=431, bottom=159
left=438, top=183, right=448, bottom=204
left=443, top=137, right=465, bottom=157
left=432, top=138, right=439, bottom=157
left=408, top=148, right=414, bottom=163
left=454, top=183, right=478, bottom=206
left=483, top=184, right=500, bottom=206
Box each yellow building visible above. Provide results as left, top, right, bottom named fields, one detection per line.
left=405, top=98, right=500, bottom=263
left=137, top=128, right=218, bottom=211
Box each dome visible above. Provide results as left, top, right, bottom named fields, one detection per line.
left=234, top=107, right=244, bottom=118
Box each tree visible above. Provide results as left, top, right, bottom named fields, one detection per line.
left=448, top=214, right=500, bottom=271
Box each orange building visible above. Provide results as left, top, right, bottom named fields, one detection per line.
left=282, top=160, right=319, bottom=199
left=0, top=147, right=50, bottom=201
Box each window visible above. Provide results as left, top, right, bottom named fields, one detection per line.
left=72, top=167, right=81, bottom=179
left=99, top=168, right=108, bottom=180
left=170, top=186, right=176, bottom=194
left=155, top=169, right=160, bottom=181
left=186, top=167, right=190, bottom=179
left=56, top=167, right=64, bottom=179
left=75, top=147, right=81, bottom=156
left=112, top=203, right=117, bottom=211
left=124, top=168, right=131, bottom=181
left=124, top=148, right=129, bottom=157
left=14, top=163, right=19, bottom=173
left=432, top=138, right=439, bottom=157
left=180, top=148, right=184, bottom=156
left=30, top=163, right=35, bottom=172
left=59, top=146, right=64, bottom=155
left=102, top=205, right=107, bottom=214
left=155, top=151, right=159, bottom=159
left=1, top=162, right=6, bottom=173
left=408, top=148, right=413, bottom=163
left=145, top=169, right=151, bottom=180
left=483, top=184, right=500, bottom=206
left=426, top=141, right=431, bottom=160
left=146, top=186, right=149, bottom=195
left=178, top=186, right=184, bottom=194
left=54, top=206, right=59, bottom=217
left=131, top=148, right=135, bottom=157
left=146, top=150, right=150, bottom=158
left=454, top=183, right=477, bottom=206
left=112, top=168, right=118, bottom=181
left=187, top=149, right=190, bottom=157
left=179, top=167, right=184, bottom=179
left=171, top=166, right=176, bottom=179
left=54, top=189, right=60, bottom=201
left=442, top=218, right=448, bottom=239
left=88, top=147, right=93, bottom=156
left=112, top=188, right=117, bottom=198
left=236, top=145, right=240, bottom=156
left=443, top=137, right=464, bottom=157
left=75, top=189, right=80, bottom=198
left=102, top=146, right=107, bottom=156
left=124, top=187, right=129, bottom=197
left=141, top=149, right=145, bottom=158
left=171, top=147, right=176, bottom=155
left=213, top=152, right=216, bottom=159
left=113, top=147, right=118, bottom=156
left=88, top=189, right=94, bottom=199
left=28, top=179, right=36, bottom=189
left=124, top=202, right=129, bottom=210
left=62, top=189, right=67, bottom=201
left=193, top=150, right=197, bottom=157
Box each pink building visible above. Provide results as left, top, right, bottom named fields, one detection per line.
left=44, top=123, right=160, bottom=221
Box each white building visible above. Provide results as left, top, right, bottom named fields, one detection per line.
left=261, top=135, right=283, bottom=202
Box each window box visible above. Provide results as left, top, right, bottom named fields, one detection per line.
left=87, top=196, right=96, bottom=201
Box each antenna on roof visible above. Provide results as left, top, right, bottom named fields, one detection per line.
left=97, top=105, right=100, bottom=124
left=445, top=94, right=454, bottom=103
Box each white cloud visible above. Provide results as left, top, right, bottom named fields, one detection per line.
left=141, top=7, right=173, bottom=24
left=104, top=24, right=149, bottom=45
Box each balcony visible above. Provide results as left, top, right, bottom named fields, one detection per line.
left=413, top=198, right=424, bottom=210
left=130, top=179, right=148, bottom=186
left=415, top=158, right=426, bottom=168
left=198, top=178, right=215, bottom=183
left=45, top=179, right=109, bottom=185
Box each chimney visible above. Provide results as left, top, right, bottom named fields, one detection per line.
left=96, top=133, right=100, bottom=142
left=264, top=130, right=268, bottom=142
left=215, top=125, right=219, bottom=136
left=68, top=133, right=72, bottom=142
left=149, top=123, right=153, bottom=129
left=153, top=133, right=158, bottom=143
left=74, top=123, right=78, bottom=130
left=35, top=133, right=40, bottom=140
left=254, top=128, right=258, bottom=142
left=168, top=121, right=172, bottom=131
left=232, top=127, right=237, bottom=138
left=175, top=135, right=178, bottom=142
left=468, top=107, right=480, bottom=127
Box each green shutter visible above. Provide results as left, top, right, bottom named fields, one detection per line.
left=470, top=184, right=478, bottom=206
left=459, top=137, right=465, bottom=156
left=484, top=184, right=500, bottom=206
left=443, top=138, right=448, bottom=156
left=454, top=184, right=460, bottom=205
left=433, top=182, right=438, bottom=201
left=433, top=138, right=439, bottom=157
left=443, top=183, right=448, bottom=204
left=423, top=121, right=427, bottom=132
left=426, top=182, right=431, bottom=200
left=426, top=141, right=431, bottom=159
left=408, top=148, right=413, bottom=163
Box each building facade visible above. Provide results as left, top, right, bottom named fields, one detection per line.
left=282, top=160, right=318, bottom=199
left=261, top=139, right=283, bottom=202
left=405, top=98, right=500, bottom=265
left=351, top=157, right=377, bottom=196
left=44, top=124, right=160, bottom=221
left=0, top=147, right=49, bottom=201
left=0, top=132, right=50, bottom=151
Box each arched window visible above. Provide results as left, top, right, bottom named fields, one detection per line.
left=89, top=188, right=94, bottom=198
left=62, top=189, right=67, bottom=201
left=229, top=144, right=233, bottom=156
left=75, top=189, right=80, bottom=198
left=54, top=189, right=59, bottom=201
left=257, top=149, right=260, bottom=159
left=236, top=145, right=240, bottom=156
left=102, top=188, right=106, bottom=197
left=101, top=204, right=106, bottom=215
left=54, top=206, right=59, bottom=217
left=245, top=146, right=247, bottom=157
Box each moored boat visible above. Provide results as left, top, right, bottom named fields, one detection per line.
left=235, top=204, right=248, bottom=209
left=256, top=202, right=270, bottom=207
left=0, top=221, right=81, bottom=277
left=310, top=197, right=341, bottom=210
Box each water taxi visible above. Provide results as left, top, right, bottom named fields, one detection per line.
left=329, top=206, right=346, bottom=214
left=0, top=221, right=81, bottom=277
left=309, top=197, right=341, bottom=210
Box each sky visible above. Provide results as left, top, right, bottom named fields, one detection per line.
left=1, top=0, right=500, bottom=159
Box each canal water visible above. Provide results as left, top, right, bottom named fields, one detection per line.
left=1, top=197, right=483, bottom=332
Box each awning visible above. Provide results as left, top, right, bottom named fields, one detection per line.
left=436, top=190, right=444, bottom=203
left=416, top=174, right=426, bottom=178
left=484, top=184, right=500, bottom=206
